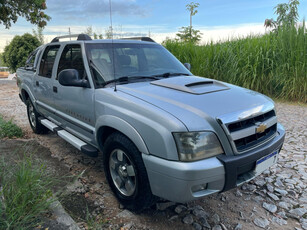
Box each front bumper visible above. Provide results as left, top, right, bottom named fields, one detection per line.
left=142, top=123, right=285, bottom=203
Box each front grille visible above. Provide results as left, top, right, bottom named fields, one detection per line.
left=223, top=110, right=277, bottom=153
left=228, top=110, right=275, bottom=133
left=234, top=123, right=277, bottom=152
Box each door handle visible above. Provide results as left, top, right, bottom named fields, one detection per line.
left=53, top=86, right=57, bottom=93
left=36, top=81, right=39, bottom=86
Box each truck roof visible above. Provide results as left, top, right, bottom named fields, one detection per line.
left=48, top=34, right=156, bottom=45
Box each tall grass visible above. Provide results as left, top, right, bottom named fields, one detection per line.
left=0, top=156, right=55, bottom=229
left=164, top=23, right=307, bottom=102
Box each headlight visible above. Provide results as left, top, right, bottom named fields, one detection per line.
left=173, top=132, right=224, bottom=161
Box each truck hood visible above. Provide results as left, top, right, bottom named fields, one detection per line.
left=118, top=76, right=275, bottom=131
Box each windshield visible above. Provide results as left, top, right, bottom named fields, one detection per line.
left=85, top=43, right=192, bottom=87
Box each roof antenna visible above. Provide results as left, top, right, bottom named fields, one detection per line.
left=109, top=0, right=117, bottom=92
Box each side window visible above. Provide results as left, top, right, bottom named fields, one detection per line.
left=57, top=44, right=86, bottom=80
left=39, top=46, right=60, bottom=78
left=34, top=49, right=43, bottom=69
left=25, top=49, right=37, bottom=68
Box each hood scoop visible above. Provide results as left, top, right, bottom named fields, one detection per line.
left=151, top=76, right=229, bottom=95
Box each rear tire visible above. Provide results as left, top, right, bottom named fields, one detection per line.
left=26, top=99, right=49, bottom=134
left=103, top=132, right=156, bottom=211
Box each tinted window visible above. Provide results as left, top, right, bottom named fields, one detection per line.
left=57, top=44, right=86, bottom=79
left=39, top=46, right=60, bottom=78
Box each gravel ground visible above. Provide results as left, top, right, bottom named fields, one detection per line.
left=0, top=79, right=306, bottom=230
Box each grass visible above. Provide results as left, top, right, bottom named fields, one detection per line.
left=0, top=115, right=23, bottom=138
left=0, top=156, right=56, bottom=229
left=164, top=23, right=307, bottom=103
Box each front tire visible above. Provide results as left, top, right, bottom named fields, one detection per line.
left=103, top=132, right=156, bottom=211
left=26, top=99, right=49, bottom=134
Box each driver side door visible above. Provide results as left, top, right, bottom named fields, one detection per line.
left=52, top=43, right=96, bottom=144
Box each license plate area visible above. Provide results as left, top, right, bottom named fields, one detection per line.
left=255, top=150, right=278, bottom=176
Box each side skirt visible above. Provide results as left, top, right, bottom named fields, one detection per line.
left=39, top=117, right=98, bottom=157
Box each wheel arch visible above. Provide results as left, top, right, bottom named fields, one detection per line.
left=21, top=88, right=30, bottom=102
left=20, top=85, right=37, bottom=109
left=96, top=115, right=149, bottom=155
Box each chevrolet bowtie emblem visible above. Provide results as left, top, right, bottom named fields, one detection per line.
left=256, top=123, right=267, bottom=133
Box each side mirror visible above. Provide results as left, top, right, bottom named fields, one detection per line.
left=58, top=69, right=89, bottom=88
left=184, top=63, right=191, bottom=71
left=25, top=64, right=35, bottom=71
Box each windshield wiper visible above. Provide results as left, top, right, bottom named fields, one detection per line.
left=152, top=72, right=191, bottom=78
left=103, top=75, right=160, bottom=86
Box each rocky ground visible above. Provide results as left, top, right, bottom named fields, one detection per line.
left=0, top=79, right=306, bottom=230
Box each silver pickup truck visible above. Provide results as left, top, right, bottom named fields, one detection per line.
left=17, top=34, right=285, bottom=211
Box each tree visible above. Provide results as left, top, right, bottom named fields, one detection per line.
left=186, top=2, right=200, bottom=37
left=265, top=0, right=300, bottom=30
left=2, top=33, right=40, bottom=72
left=83, top=26, right=103, bottom=39
left=0, top=0, right=50, bottom=29
left=105, top=26, right=113, bottom=39
left=176, top=26, right=202, bottom=43
left=275, top=0, right=299, bottom=27
left=32, top=26, right=44, bottom=45
left=176, top=2, right=202, bottom=43
left=84, top=26, right=93, bottom=36
left=0, top=53, right=4, bottom=66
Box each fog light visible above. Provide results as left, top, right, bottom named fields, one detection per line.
left=192, top=184, right=208, bottom=193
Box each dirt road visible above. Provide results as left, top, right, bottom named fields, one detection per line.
left=0, top=79, right=306, bottom=230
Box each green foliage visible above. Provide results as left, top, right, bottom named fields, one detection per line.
left=164, top=23, right=307, bottom=103
left=32, top=26, right=45, bottom=45
left=176, top=26, right=202, bottom=44
left=265, top=0, right=300, bottom=30
left=177, top=2, right=202, bottom=44
left=2, top=33, right=40, bottom=72
left=275, top=0, right=299, bottom=27
left=0, top=116, right=23, bottom=138
left=186, top=2, right=200, bottom=18
left=0, top=0, right=50, bottom=29
left=0, top=53, right=3, bottom=66
left=0, top=156, right=55, bottom=229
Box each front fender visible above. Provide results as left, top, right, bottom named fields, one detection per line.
left=95, top=115, right=149, bottom=154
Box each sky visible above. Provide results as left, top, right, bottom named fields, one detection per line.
left=0, top=0, right=307, bottom=52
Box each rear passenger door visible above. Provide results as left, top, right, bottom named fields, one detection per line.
left=53, top=44, right=96, bottom=143
left=34, top=45, right=60, bottom=118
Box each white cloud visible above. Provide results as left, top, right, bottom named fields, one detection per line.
left=0, top=23, right=267, bottom=52
left=151, top=23, right=266, bottom=44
